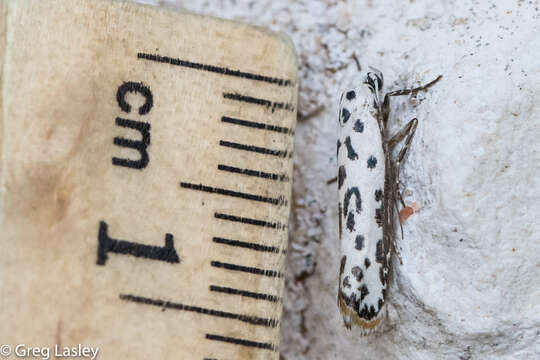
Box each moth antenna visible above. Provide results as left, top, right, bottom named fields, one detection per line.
left=351, top=52, right=361, bottom=71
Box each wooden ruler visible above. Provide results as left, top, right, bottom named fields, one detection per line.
left=0, top=0, right=297, bottom=359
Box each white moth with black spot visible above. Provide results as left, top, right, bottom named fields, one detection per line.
left=337, top=70, right=441, bottom=334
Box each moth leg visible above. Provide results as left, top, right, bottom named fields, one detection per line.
left=381, top=75, right=442, bottom=126
left=392, top=176, right=405, bottom=262
left=391, top=117, right=418, bottom=212
left=392, top=196, right=404, bottom=265
left=391, top=117, right=418, bottom=219
left=396, top=184, right=406, bottom=208
left=394, top=243, right=404, bottom=265
left=385, top=75, right=442, bottom=100
left=391, top=118, right=419, bottom=264
left=388, top=118, right=418, bottom=151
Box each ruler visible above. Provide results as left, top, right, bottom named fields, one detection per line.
left=0, top=0, right=297, bottom=359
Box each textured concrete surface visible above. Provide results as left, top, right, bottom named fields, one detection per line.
left=136, top=1, right=540, bottom=358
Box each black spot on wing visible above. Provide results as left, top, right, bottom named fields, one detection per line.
left=346, top=90, right=356, bottom=100
left=375, top=239, right=385, bottom=263
left=351, top=266, right=363, bottom=282
left=359, top=284, right=369, bottom=301
left=337, top=140, right=341, bottom=158
left=355, top=235, right=364, bottom=250
left=343, top=276, right=351, bottom=289
left=364, top=258, right=371, bottom=269
left=340, top=284, right=384, bottom=321
left=338, top=166, right=346, bottom=189
left=375, top=189, right=383, bottom=202
left=353, top=120, right=364, bottom=133
left=375, top=207, right=383, bottom=227
left=367, top=155, right=377, bottom=169
left=378, top=298, right=384, bottom=311
left=344, top=136, right=358, bottom=160
left=346, top=213, right=355, bottom=231
left=338, top=203, right=343, bottom=239
left=341, top=291, right=353, bottom=307
left=358, top=303, right=380, bottom=321
left=343, top=187, right=362, bottom=218
left=340, top=255, right=347, bottom=276
left=341, top=108, right=351, bottom=123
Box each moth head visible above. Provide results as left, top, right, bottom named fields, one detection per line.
left=364, top=69, right=384, bottom=94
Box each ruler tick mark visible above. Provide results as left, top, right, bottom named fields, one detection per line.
left=211, top=261, right=283, bottom=278
left=223, top=92, right=295, bottom=113
left=221, top=116, right=294, bottom=135
left=213, top=236, right=283, bottom=254
left=214, top=212, right=285, bottom=230
left=180, top=182, right=286, bottom=206
left=205, top=334, right=277, bottom=352
left=220, top=140, right=288, bottom=158
left=119, top=294, right=278, bottom=328
left=217, top=164, right=290, bottom=182
left=137, top=52, right=293, bottom=87
left=210, top=285, right=280, bottom=303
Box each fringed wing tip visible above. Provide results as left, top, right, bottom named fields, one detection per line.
left=338, top=294, right=385, bottom=336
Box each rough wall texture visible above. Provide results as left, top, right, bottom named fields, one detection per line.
left=137, top=1, right=540, bottom=359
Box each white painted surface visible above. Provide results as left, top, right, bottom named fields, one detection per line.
left=136, top=1, right=540, bottom=358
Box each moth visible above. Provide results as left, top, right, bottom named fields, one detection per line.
left=337, top=70, right=441, bottom=334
